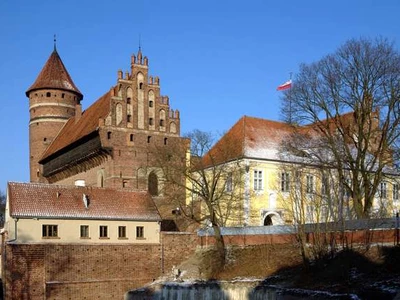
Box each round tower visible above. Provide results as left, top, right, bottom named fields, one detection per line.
left=26, top=47, right=83, bottom=182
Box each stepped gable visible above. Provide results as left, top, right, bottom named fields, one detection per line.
left=26, top=49, right=83, bottom=100
left=8, top=182, right=161, bottom=221
left=40, top=90, right=111, bottom=162
left=202, top=116, right=294, bottom=167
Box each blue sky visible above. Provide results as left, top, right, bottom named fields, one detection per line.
left=1, top=0, right=400, bottom=191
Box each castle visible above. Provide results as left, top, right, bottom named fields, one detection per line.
left=27, top=44, right=184, bottom=188
left=1, top=46, right=196, bottom=299
left=25, top=44, right=189, bottom=226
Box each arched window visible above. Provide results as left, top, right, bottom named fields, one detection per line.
left=148, top=172, right=158, bottom=196
left=46, top=92, right=51, bottom=97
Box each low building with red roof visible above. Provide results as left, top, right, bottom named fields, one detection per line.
left=5, top=182, right=161, bottom=244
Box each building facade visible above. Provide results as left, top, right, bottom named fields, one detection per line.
left=5, top=182, right=161, bottom=244
left=200, top=115, right=400, bottom=227
left=26, top=47, right=186, bottom=195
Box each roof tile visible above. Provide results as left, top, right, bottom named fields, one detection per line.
left=26, top=50, right=83, bottom=99
left=8, top=182, right=161, bottom=221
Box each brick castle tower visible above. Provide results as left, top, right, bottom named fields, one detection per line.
left=26, top=44, right=83, bottom=182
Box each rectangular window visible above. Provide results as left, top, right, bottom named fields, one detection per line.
left=118, top=226, right=127, bottom=238
left=253, top=170, right=263, bottom=191
left=136, top=226, right=144, bottom=239
left=42, top=225, right=58, bottom=238
left=393, top=184, right=399, bottom=201
left=379, top=182, right=387, bottom=199
left=321, top=174, right=331, bottom=196
left=225, top=172, right=233, bottom=192
left=281, top=172, right=290, bottom=192
left=306, top=175, right=314, bottom=194
left=80, top=225, right=89, bottom=238
left=99, top=225, right=108, bottom=238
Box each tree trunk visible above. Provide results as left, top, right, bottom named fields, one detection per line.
left=212, top=224, right=226, bottom=271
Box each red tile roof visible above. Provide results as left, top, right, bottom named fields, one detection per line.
left=8, top=182, right=161, bottom=221
left=26, top=50, right=83, bottom=100
left=40, top=90, right=112, bottom=161
left=202, top=116, right=294, bottom=166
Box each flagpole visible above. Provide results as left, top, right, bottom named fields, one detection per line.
left=289, top=72, right=293, bottom=125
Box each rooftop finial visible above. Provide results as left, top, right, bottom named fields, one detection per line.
left=138, top=33, right=142, bottom=52
left=54, top=34, right=57, bottom=52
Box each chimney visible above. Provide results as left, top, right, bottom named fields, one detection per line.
left=75, top=104, right=82, bottom=123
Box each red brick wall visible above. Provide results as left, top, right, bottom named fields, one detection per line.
left=4, top=244, right=163, bottom=300
left=161, top=232, right=197, bottom=273
left=198, top=228, right=398, bottom=247
left=3, top=234, right=197, bottom=300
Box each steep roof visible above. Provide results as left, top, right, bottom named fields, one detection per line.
left=26, top=49, right=83, bottom=100
left=7, top=182, right=161, bottom=221
left=40, top=90, right=111, bottom=161
left=202, top=116, right=294, bottom=166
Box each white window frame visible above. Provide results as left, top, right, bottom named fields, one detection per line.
left=253, top=170, right=263, bottom=191
left=379, top=181, right=387, bottom=199
left=306, top=175, right=314, bottom=194
left=393, top=183, right=399, bottom=201
left=281, top=172, right=290, bottom=192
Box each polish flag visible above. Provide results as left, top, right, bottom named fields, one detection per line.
left=276, top=80, right=292, bottom=91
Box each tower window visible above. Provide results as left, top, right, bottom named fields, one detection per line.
left=62, top=93, right=65, bottom=98
left=149, top=101, right=153, bottom=107
left=147, top=136, right=151, bottom=143
left=127, top=97, right=131, bottom=104
left=130, top=134, right=134, bottom=142
left=160, top=119, right=164, bottom=127
left=43, top=137, right=47, bottom=142
left=107, top=132, right=112, bottom=139
left=139, top=82, right=143, bottom=90
left=149, top=118, right=154, bottom=125
left=164, top=137, right=168, bottom=145
left=46, top=92, right=51, bottom=97
left=127, top=114, right=132, bottom=122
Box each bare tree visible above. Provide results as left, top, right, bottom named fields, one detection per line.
left=280, top=37, right=400, bottom=219
left=153, top=129, right=244, bottom=271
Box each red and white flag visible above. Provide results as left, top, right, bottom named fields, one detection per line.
left=276, top=80, right=292, bottom=91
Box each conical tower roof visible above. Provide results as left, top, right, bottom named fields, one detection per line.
left=26, top=49, right=83, bottom=100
